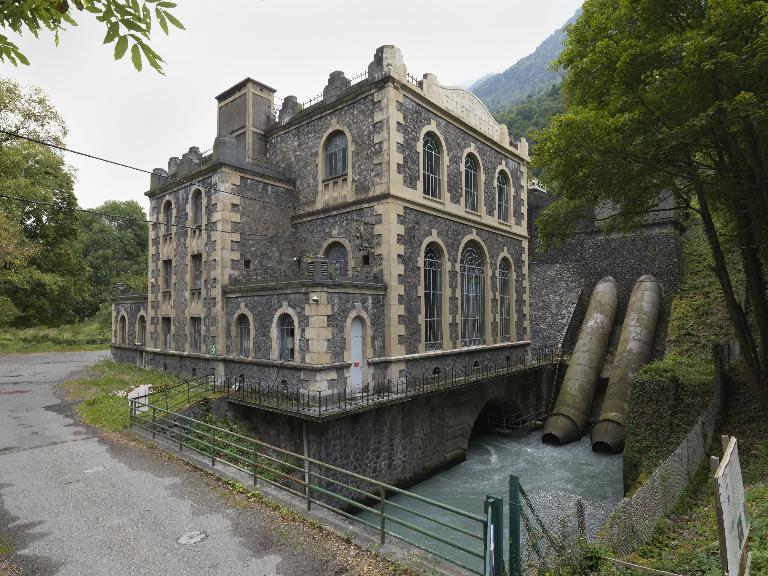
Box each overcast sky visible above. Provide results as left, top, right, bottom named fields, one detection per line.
left=6, top=0, right=581, bottom=212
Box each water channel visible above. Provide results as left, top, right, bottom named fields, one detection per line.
left=360, top=431, right=624, bottom=573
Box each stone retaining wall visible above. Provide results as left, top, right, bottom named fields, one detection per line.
left=598, top=343, right=733, bottom=553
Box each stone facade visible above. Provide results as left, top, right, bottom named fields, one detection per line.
left=112, top=45, right=532, bottom=391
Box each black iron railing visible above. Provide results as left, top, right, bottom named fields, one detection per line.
left=221, top=346, right=560, bottom=418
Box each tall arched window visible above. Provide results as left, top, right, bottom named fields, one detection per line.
left=499, top=259, right=512, bottom=341
left=236, top=314, right=250, bottom=358
left=460, top=243, right=485, bottom=346
left=278, top=314, right=295, bottom=361
left=191, top=189, right=203, bottom=227
left=162, top=200, right=173, bottom=234
left=423, top=134, right=441, bottom=199
left=325, top=242, right=348, bottom=277
left=325, top=132, right=348, bottom=179
left=118, top=315, right=127, bottom=344
left=465, top=155, right=479, bottom=212
left=424, top=245, right=443, bottom=350
left=497, top=172, right=509, bottom=223
left=137, top=315, right=146, bottom=346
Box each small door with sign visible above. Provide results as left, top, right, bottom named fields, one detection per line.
left=350, top=317, right=364, bottom=392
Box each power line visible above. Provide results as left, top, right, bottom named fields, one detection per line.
left=0, top=129, right=299, bottom=211
left=0, top=193, right=308, bottom=241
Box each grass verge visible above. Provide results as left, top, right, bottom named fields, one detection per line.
left=0, top=317, right=110, bottom=354
left=620, top=383, right=768, bottom=576
left=62, top=360, right=184, bottom=431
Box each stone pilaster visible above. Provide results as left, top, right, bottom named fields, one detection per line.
left=374, top=201, right=406, bottom=358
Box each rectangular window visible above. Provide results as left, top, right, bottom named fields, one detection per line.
left=191, top=254, right=202, bottom=290
left=163, top=260, right=172, bottom=291
left=190, top=317, right=202, bottom=353
left=162, top=317, right=172, bottom=350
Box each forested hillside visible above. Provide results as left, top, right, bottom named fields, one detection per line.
left=496, top=83, right=564, bottom=151
left=471, top=11, right=577, bottom=113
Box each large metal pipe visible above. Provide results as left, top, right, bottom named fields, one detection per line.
left=592, top=275, right=661, bottom=453
left=543, top=277, right=618, bottom=445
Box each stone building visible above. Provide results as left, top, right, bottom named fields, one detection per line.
left=112, top=45, right=532, bottom=390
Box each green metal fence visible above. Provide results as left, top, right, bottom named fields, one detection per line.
left=129, top=388, right=507, bottom=575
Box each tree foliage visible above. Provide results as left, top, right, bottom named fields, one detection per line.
left=77, top=199, right=148, bottom=314
left=535, top=0, right=768, bottom=407
left=0, top=0, right=184, bottom=73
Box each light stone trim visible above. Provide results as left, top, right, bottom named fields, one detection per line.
left=493, top=165, right=514, bottom=226
left=270, top=303, right=303, bottom=362
left=456, top=232, right=493, bottom=349
left=374, top=201, right=406, bottom=357
left=417, top=231, right=453, bottom=354
left=416, top=122, right=449, bottom=206
left=343, top=304, right=373, bottom=362
left=135, top=309, right=147, bottom=346
left=316, top=123, right=355, bottom=210
left=304, top=291, right=332, bottom=364
left=521, top=239, right=531, bottom=339
left=230, top=303, right=256, bottom=359
left=115, top=311, right=128, bottom=345
left=319, top=236, right=355, bottom=270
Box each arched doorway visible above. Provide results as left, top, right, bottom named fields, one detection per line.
left=350, top=317, right=364, bottom=392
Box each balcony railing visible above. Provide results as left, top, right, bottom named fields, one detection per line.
left=230, top=256, right=383, bottom=288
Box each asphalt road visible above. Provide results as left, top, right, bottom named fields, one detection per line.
left=0, top=351, right=348, bottom=576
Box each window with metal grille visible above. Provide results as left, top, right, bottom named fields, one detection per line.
left=325, top=242, right=348, bottom=277
left=424, top=245, right=443, bottom=350
left=236, top=314, right=250, bottom=357
left=192, top=189, right=203, bottom=227
left=465, top=155, right=478, bottom=212
left=190, top=317, right=202, bottom=353
left=499, top=259, right=512, bottom=341
left=137, top=315, right=146, bottom=345
left=162, top=317, right=172, bottom=350
left=162, top=260, right=172, bottom=290
left=278, top=314, right=295, bottom=361
left=191, top=254, right=202, bottom=289
left=497, top=172, right=509, bottom=223
left=460, top=243, right=485, bottom=346
left=423, top=134, right=441, bottom=199
left=162, top=200, right=173, bottom=234
left=325, top=132, right=348, bottom=179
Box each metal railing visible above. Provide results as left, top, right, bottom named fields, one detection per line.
left=129, top=390, right=498, bottom=575
left=222, top=346, right=560, bottom=419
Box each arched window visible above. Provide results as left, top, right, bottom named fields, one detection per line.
left=278, top=314, right=295, bottom=361
left=325, top=242, right=348, bottom=277
left=236, top=314, right=250, bottom=358
left=424, top=245, right=443, bottom=350
left=423, top=134, right=441, bottom=199
left=460, top=243, right=485, bottom=346
left=137, top=315, right=146, bottom=346
left=325, top=132, right=348, bottom=179
left=118, top=315, right=127, bottom=344
left=162, top=200, right=173, bottom=234
left=191, top=189, right=203, bottom=228
left=497, top=172, right=509, bottom=223
left=465, top=155, right=479, bottom=212
left=499, top=259, right=512, bottom=341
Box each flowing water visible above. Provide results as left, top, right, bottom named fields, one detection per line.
left=359, top=431, right=623, bottom=572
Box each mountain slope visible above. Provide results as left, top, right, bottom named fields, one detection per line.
left=472, top=11, right=578, bottom=113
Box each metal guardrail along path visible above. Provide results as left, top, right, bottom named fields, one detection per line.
left=129, top=382, right=509, bottom=575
